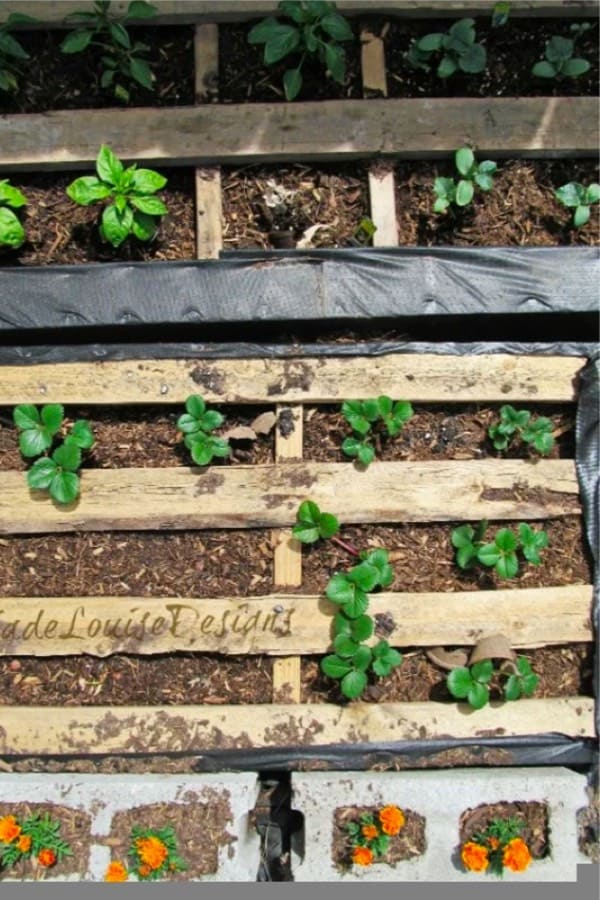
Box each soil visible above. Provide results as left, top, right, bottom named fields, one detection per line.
left=332, top=805, right=426, bottom=869
left=458, top=800, right=549, bottom=860
left=0, top=801, right=91, bottom=880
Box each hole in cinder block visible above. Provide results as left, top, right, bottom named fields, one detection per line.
left=251, top=773, right=304, bottom=882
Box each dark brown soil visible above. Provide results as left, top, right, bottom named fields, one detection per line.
left=458, top=800, right=549, bottom=860
left=0, top=802, right=91, bottom=880
left=332, top=805, right=426, bottom=869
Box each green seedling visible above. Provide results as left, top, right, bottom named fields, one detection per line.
left=555, top=181, right=600, bottom=228
left=341, top=396, right=413, bottom=467
left=293, top=499, right=340, bottom=543
left=532, top=22, right=592, bottom=79
left=452, top=521, right=549, bottom=579
left=491, top=2, right=510, bottom=27
left=488, top=404, right=554, bottom=455
left=248, top=0, right=354, bottom=101
left=517, top=522, right=549, bottom=566
left=66, top=145, right=168, bottom=248
left=502, top=655, right=539, bottom=700
left=177, top=394, right=231, bottom=466
left=477, top=527, right=520, bottom=579
left=13, top=404, right=95, bottom=505
left=60, top=0, right=157, bottom=103
left=0, top=179, right=27, bottom=248
left=434, top=147, right=497, bottom=213
left=406, top=17, right=486, bottom=79
left=447, top=659, right=493, bottom=709
left=0, top=12, right=37, bottom=94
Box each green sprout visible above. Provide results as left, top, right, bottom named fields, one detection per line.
left=502, top=655, right=540, bottom=701
left=0, top=12, right=38, bottom=95
left=488, top=405, right=554, bottom=455
left=406, top=18, right=486, bottom=79
left=177, top=394, right=231, bottom=466
left=555, top=182, right=600, bottom=228
left=447, top=656, right=539, bottom=709
left=341, top=396, right=413, bottom=467
left=0, top=179, right=27, bottom=248
left=452, top=521, right=549, bottom=579
left=532, top=23, right=592, bottom=80
left=434, top=147, right=497, bottom=213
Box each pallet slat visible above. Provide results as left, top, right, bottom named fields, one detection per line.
left=0, top=355, right=584, bottom=405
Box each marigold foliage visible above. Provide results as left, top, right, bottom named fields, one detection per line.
left=0, top=811, right=72, bottom=872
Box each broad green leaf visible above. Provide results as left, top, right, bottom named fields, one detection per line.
left=350, top=615, right=373, bottom=642
left=503, top=674, right=521, bottom=701
left=131, top=210, right=157, bottom=241
left=60, top=28, right=94, bottom=53
left=324, top=41, right=345, bottom=82
left=50, top=470, right=80, bottom=504
left=516, top=656, right=533, bottom=676
left=532, top=60, right=557, bottom=78
left=199, top=410, right=225, bottom=431
left=264, top=24, right=301, bottom=64
left=456, top=544, right=478, bottom=569
left=341, top=435, right=366, bottom=457
left=495, top=528, right=518, bottom=553
left=40, top=404, right=64, bottom=434
left=495, top=552, right=519, bottom=579
left=0, top=180, right=27, bottom=208
left=283, top=66, right=302, bottom=100
left=455, top=147, right=475, bottom=177
left=437, top=54, right=457, bottom=78
left=521, top=673, right=539, bottom=696
left=185, top=395, right=206, bottom=419
left=333, top=612, right=352, bottom=636
left=13, top=404, right=40, bottom=431
left=130, top=194, right=166, bottom=217
left=129, top=56, right=154, bottom=90
left=341, top=668, right=367, bottom=699
left=303, top=23, right=318, bottom=52
left=333, top=634, right=360, bottom=658
left=474, top=172, right=494, bottom=191
left=585, top=183, right=600, bottom=204
left=433, top=197, right=449, bottom=214
left=478, top=160, right=498, bottom=175
left=555, top=182, right=584, bottom=207
left=297, top=499, right=320, bottom=525
left=418, top=32, right=443, bottom=52
left=546, top=35, right=573, bottom=63
left=190, top=439, right=214, bottom=466
left=101, top=203, right=131, bottom=247
left=109, top=21, right=131, bottom=49
left=449, top=17, right=475, bottom=42
left=0, top=30, right=30, bottom=59
left=447, top=667, right=472, bottom=699
left=573, top=205, right=591, bottom=227
left=96, top=145, right=124, bottom=187
left=353, top=645, right=372, bottom=671
left=131, top=168, right=167, bottom=193
left=433, top=176, right=455, bottom=200
left=209, top=437, right=231, bottom=458
left=280, top=1, right=309, bottom=24
left=19, top=428, right=51, bottom=458
left=364, top=548, right=393, bottom=586
left=292, top=522, right=319, bottom=543
left=471, top=659, right=494, bottom=682
left=451, top=524, right=474, bottom=549
left=177, top=413, right=202, bottom=435
left=0, top=207, right=25, bottom=247
left=326, top=573, right=355, bottom=606
left=320, top=13, right=353, bottom=42
left=66, top=176, right=112, bottom=206
left=69, top=420, right=95, bottom=449
left=321, top=653, right=352, bottom=679
left=100, top=68, right=115, bottom=88
left=53, top=440, right=81, bottom=471
left=319, top=512, right=339, bottom=539
left=468, top=681, right=489, bottom=709
left=455, top=179, right=474, bottom=207
left=357, top=443, right=375, bottom=466
left=27, top=457, right=57, bottom=490
left=127, top=0, right=158, bottom=18
left=347, top=562, right=379, bottom=593
left=247, top=17, right=281, bottom=45
left=459, top=43, right=486, bottom=73
left=341, top=588, right=369, bottom=620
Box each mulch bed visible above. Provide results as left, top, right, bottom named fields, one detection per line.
left=458, top=800, right=549, bottom=860
left=0, top=801, right=91, bottom=880
left=332, top=805, right=426, bottom=869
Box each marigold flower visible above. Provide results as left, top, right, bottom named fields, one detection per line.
left=38, top=848, right=57, bottom=867
left=135, top=835, right=168, bottom=871
left=461, top=841, right=489, bottom=872
left=361, top=824, right=379, bottom=841
left=352, top=845, right=374, bottom=866
left=17, top=834, right=32, bottom=853
left=104, top=861, right=129, bottom=882
left=138, top=864, right=152, bottom=878
left=379, top=805, right=405, bottom=836
left=502, top=837, right=532, bottom=873
left=0, top=815, right=21, bottom=843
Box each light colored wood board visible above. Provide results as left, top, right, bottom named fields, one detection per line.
left=272, top=657, right=302, bottom=703
left=0, top=698, right=594, bottom=756
left=0, top=585, right=591, bottom=657
left=195, top=167, right=223, bottom=259
left=0, top=460, right=580, bottom=535
left=0, top=354, right=584, bottom=405
left=194, top=23, right=218, bottom=102
left=1, top=98, right=597, bottom=170
left=369, top=168, right=398, bottom=247
left=361, top=27, right=387, bottom=96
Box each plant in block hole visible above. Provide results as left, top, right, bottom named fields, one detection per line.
left=341, top=396, right=413, bottom=467
left=447, top=656, right=539, bottom=710
left=0, top=812, right=72, bottom=872
left=461, top=816, right=533, bottom=875
left=177, top=395, right=231, bottom=466
left=248, top=1, right=354, bottom=101
left=13, top=404, right=95, bottom=505
left=0, top=12, right=38, bottom=95
left=452, top=521, right=549, bottom=579
left=532, top=23, right=592, bottom=80
left=555, top=181, right=600, bottom=228
left=406, top=18, right=486, bottom=79
left=488, top=404, right=555, bottom=455
left=66, top=146, right=168, bottom=248
left=434, top=147, right=497, bottom=213
left=105, top=825, right=186, bottom=881
left=347, top=805, right=406, bottom=867
left=60, top=0, right=157, bottom=103
left=0, top=179, right=27, bottom=249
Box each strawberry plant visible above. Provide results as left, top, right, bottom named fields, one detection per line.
left=452, top=521, right=549, bottom=579
left=488, top=405, right=554, bottom=455
left=555, top=181, right=600, bottom=228
left=341, top=396, right=413, bottom=467
left=532, top=22, right=592, bottom=80
left=0, top=179, right=27, bottom=248
left=447, top=656, right=539, bottom=709
left=434, top=147, right=497, bottom=213
left=177, top=395, right=231, bottom=466
left=0, top=12, right=37, bottom=94
left=406, top=18, right=486, bottom=79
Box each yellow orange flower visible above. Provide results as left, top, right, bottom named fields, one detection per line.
left=0, top=815, right=21, bottom=843
left=104, top=861, right=129, bottom=882
left=138, top=864, right=152, bottom=878
left=361, top=824, right=379, bottom=841
left=503, top=837, right=532, bottom=873
left=38, top=848, right=57, bottom=867
left=379, top=805, right=405, bottom=836
left=352, top=845, right=374, bottom=866
left=17, top=834, right=32, bottom=853
left=135, top=835, right=168, bottom=871
left=461, top=841, right=489, bottom=872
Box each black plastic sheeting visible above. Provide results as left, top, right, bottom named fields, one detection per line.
left=0, top=247, right=598, bottom=333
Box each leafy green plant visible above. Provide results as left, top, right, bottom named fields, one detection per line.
left=0, top=12, right=37, bottom=94
left=532, top=23, right=592, bottom=79
left=555, top=181, right=600, bottom=228
left=406, top=18, right=486, bottom=78
left=488, top=404, right=554, bottom=455
left=447, top=656, right=539, bottom=709
left=0, top=179, right=27, bottom=249
left=341, top=396, right=413, bottom=467
left=13, top=404, right=95, bottom=505
left=66, top=145, right=168, bottom=248
left=491, top=2, right=510, bottom=27
left=177, top=395, right=231, bottom=466
left=60, top=0, right=157, bottom=103
left=452, top=521, right=549, bottom=579
left=503, top=655, right=539, bottom=701
left=434, top=147, right=497, bottom=213
left=0, top=811, right=72, bottom=871
left=247, top=0, right=354, bottom=101
left=293, top=499, right=340, bottom=543
left=461, top=816, right=533, bottom=875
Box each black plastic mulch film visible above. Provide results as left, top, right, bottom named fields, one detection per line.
left=0, top=249, right=598, bottom=771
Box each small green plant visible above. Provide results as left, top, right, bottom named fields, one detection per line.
left=447, top=656, right=539, bottom=709
left=491, top=2, right=510, bottom=27
left=555, top=181, right=600, bottom=228
left=346, top=805, right=406, bottom=867
left=532, top=22, right=592, bottom=79
left=177, top=395, right=231, bottom=466
left=66, top=145, right=168, bottom=248
left=60, top=0, right=157, bottom=103
left=13, top=404, right=95, bottom=505
left=0, top=811, right=72, bottom=871
left=461, top=816, right=533, bottom=874
left=488, top=404, right=554, bottom=455
left=434, top=147, right=497, bottom=213
left=0, top=179, right=27, bottom=248
left=247, top=0, right=354, bottom=101
left=406, top=18, right=486, bottom=78
left=341, top=396, right=413, bottom=467
left=293, top=499, right=340, bottom=542
left=0, top=12, right=37, bottom=94
left=452, top=521, right=549, bottom=579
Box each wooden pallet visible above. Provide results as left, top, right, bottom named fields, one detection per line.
left=0, top=351, right=595, bottom=756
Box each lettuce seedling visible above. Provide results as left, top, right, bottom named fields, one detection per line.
left=452, top=521, right=549, bottom=579
left=447, top=659, right=493, bottom=709
left=0, top=179, right=27, bottom=248
left=341, top=396, right=413, bottom=467
left=555, top=181, right=600, bottom=228
left=177, top=394, right=231, bottom=466
left=248, top=0, right=354, bottom=101
left=66, top=145, right=168, bottom=248
left=60, top=0, right=157, bottom=103
left=488, top=404, right=554, bottom=455
left=434, top=147, right=497, bottom=212
left=0, top=12, right=37, bottom=94
left=532, top=23, right=592, bottom=79
left=502, top=655, right=539, bottom=701
left=406, top=18, right=486, bottom=79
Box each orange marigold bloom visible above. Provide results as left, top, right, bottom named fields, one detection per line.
left=361, top=824, right=379, bottom=841
left=38, top=848, right=57, bottom=867
left=379, top=806, right=405, bottom=836
left=461, top=841, right=489, bottom=872
left=0, top=815, right=21, bottom=844
left=104, top=861, right=129, bottom=882
left=352, top=846, right=374, bottom=866
left=135, top=835, right=168, bottom=871
left=503, top=837, right=532, bottom=873
left=17, top=834, right=32, bottom=853
left=138, top=864, right=152, bottom=878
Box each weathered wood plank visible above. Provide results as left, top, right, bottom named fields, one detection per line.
left=0, top=355, right=584, bottom=405
left=0, top=586, right=591, bottom=657
left=0, top=698, right=593, bottom=756
left=0, top=460, right=580, bottom=535
left=361, top=26, right=388, bottom=97
left=1, top=98, right=597, bottom=171
left=194, top=25, right=222, bottom=259
left=369, top=167, right=398, bottom=247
